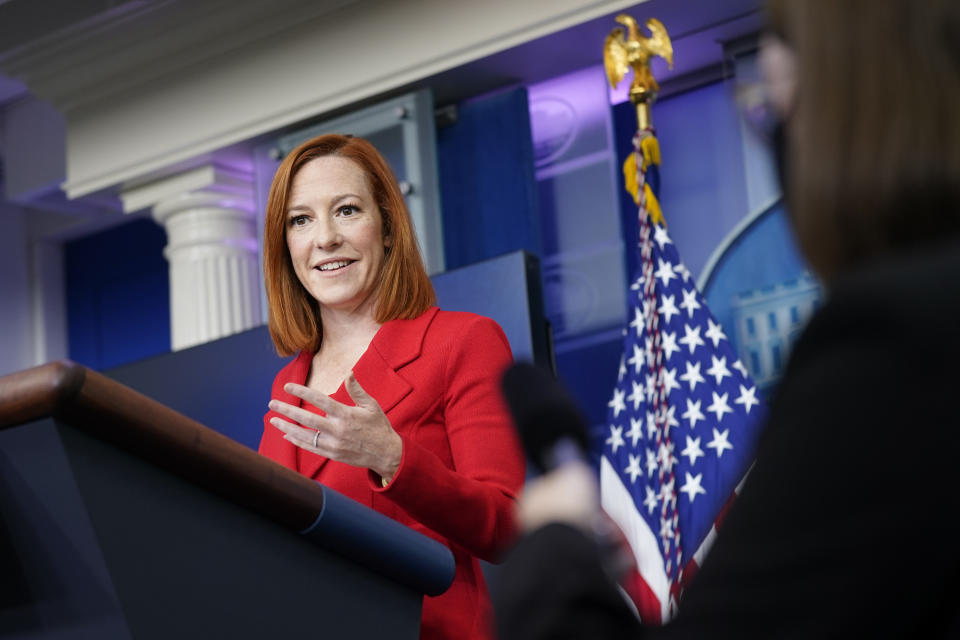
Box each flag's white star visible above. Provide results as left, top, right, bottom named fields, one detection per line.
left=660, top=404, right=679, bottom=433
left=645, top=336, right=656, bottom=368
left=629, top=306, right=645, bottom=337
left=624, top=453, right=643, bottom=483
left=660, top=332, right=680, bottom=362
left=707, top=391, right=733, bottom=422
left=654, top=258, right=677, bottom=286
left=618, top=355, right=628, bottom=382
left=674, top=263, right=692, bottom=282
left=706, top=356, right=732, bottom=386
left=642, top=298, right=656, bottom=323
left=608, top=388, right=627, bottom=418
left=678, top=323, right=705, bottom=354
left=660, top=515, right=675, bottom=541
left=681, top=435, right=705, bottom=465
left=662, top=367, right=681, bottom=396
left=653, top=224, right=672, bottom=249
left=658, top=441, right=678, bottom=474
left=645, top=373, right=656, bottom=399
left=680, top=288, right=701, bottom=318
left=646, top=411, right=658, bottom=439
left=733, top=359, right=750, bottom=378
left=680, top=360, right=706, bottom=391
left=626, top=417, right=644, bottom=447
left=682, top=398, right=706, bottom=428
left=627, top=380, right=645, bottom=411
left=659, top=294, right=680, bottom=324
left=659, top=477, right=676, bottom=506
left=606, top=424, right=625, bottom=454
left=705, top=318, right=728, bottom=347
left=643, top=485, right=658, bottom=514
left=628, top=343, right=644, bottom=374
left=680, top=472, right=707, bottom=502
left=645, top=447, right=658, bottom=477
left=707, top=428, right=734, bottom=458
left=735, top=384, right=760, bottom=414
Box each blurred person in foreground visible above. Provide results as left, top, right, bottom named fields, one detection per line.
left=258, top=134, right=525, bottom=640
left=494, top=0, right=960, bottom=637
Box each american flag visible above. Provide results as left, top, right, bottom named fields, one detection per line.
left=597, top=128, right=766, bottom=624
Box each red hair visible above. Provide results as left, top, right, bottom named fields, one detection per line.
left=263, top=134, right=436, bottom=356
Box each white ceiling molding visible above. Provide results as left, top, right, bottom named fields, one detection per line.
left=0, top=0, right=361, bottom=110
left=2, top=0, right=642, bottom=199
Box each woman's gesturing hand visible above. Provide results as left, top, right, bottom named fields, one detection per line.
left=268, top=371, right=403, bottom=483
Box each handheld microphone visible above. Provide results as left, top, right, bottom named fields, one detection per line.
left=500, top=362, right=591, bottom=473
left=500, top=362, right=637, bottom=591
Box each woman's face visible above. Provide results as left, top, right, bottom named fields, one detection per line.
left=285, top=155, right=392, bottom=317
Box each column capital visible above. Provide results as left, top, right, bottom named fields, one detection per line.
left=119, top=160, right=262, bottom=352
left=119, top=162, right=254, bottom=220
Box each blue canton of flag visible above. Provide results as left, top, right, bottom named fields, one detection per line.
left=597, top=129, right=766, bottom=624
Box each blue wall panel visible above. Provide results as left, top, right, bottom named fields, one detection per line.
left=65, top=218, right=170, bottom=370
left=613, top=82, right=750, bottom=287
left=437, top=87, right=541, bottom=270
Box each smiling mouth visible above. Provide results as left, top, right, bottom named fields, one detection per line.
left=315, top=260, right=354, bottom=272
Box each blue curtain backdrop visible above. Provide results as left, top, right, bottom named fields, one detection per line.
left=65, top=218, right=170, bottom=370
left=436, top=87, right=541, bottom=270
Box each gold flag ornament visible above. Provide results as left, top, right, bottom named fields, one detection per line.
left=603, top=15, right=674, bottom=131
left=597, top=13, right=767, bottom=625
left=604, top=14, right=673, bottom=225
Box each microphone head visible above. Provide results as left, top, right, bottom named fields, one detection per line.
left=500, top=362, right=590, bottom=473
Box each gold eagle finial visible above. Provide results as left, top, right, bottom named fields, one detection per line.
left=604, top=14, right=673, bottom=129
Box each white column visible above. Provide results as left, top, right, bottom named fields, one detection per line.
left=121, top=163, right=261, bottom=351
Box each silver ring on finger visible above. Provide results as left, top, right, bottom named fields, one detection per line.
left=313, top=429, right=321, bottom=448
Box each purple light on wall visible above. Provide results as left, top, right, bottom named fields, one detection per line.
left=607, top=68, right=633, bottom=106
left=527, top=65, right=612, bottom=169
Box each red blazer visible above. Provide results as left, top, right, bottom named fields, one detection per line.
left=259, top=307, right=526, bottom=640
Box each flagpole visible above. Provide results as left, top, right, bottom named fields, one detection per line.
left=599, top=14, right=767, bottom=625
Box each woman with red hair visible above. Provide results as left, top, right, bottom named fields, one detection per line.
left=259, top=134, right=525, bottom=640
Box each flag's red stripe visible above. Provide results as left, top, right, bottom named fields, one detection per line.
left=622, top=568, right=664, bottom=625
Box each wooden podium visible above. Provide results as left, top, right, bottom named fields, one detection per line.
left=0, top=361, right=454, bottom=639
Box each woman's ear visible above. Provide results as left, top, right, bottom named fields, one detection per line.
left=384, top=234, right=394, bottom=249
left=759, top=34, right=797, bottom=120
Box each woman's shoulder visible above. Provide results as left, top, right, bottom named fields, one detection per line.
left=424, top=310, right=513, bottom=367
left=431, top=308, right=499, bottom=326
left=808, top=241, right=960, bottom=337
left=384, top=306, right=503, bottom=332
left=430, top=308, right=509, bottom=341
left=785, top=239, right=960, bottom=378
